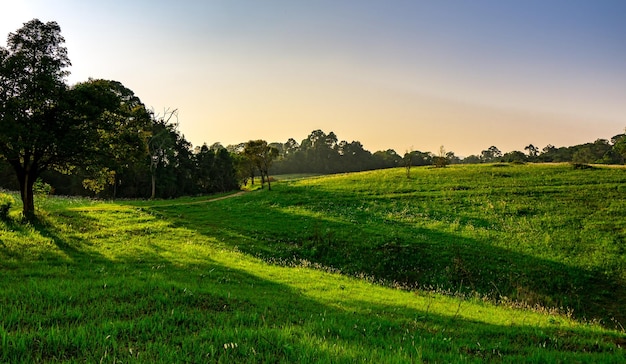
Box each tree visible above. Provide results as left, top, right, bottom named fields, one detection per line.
left=300, top=130, right=340, bottom=173
left=0, top=19, right=77, bottom=216
left=524, top=144, right=539, bottom=161
left=244, top=140, right=278, bottom=190
left=283, top=138, right=299, bottom=156
left=196, top=144, right=238, bottom=193
left=403, top=149, right=413, bottom=178
left=71, top=79, right=151, bottom=197
left=433, top=145, right=449, bottom=168
left=148, top=109, right=178, bottom=199
left=338, top=140, right=371, bottom=172
left=372, top=149, right=401, bottom=169
left=446, top=151, right=461, bottom=164
left=480, top=146, right=502, bottom=163
left=502, top=150, right=527, bottom=163
left=462, top=155, right=481, bottom=164
left=612, top=132, right=626, bottom=164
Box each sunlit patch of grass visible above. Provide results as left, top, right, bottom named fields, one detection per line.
left=1, top=164, right=625, bottom=362
left=148, top=163, right=626, bottom=325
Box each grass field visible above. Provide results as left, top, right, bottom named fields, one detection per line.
left=1, top=163, right=625, bottom=362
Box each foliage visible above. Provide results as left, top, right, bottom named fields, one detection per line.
left=81, top=168, right=116, bottom=194
left=71, top=79, right=152, bottom=197
left=0, top=19, right=72, bottom=216
left=480, top=146, right=503, bottom=162
left=243, top=140, right=279, bottom=190
left=0, top=192, right=13, bottom=220
left=33, top=179, right=53, bottom=196
left=433, top=145, right=449, bottom=168
left=196, top=144, right=239, bottom=193
left=270, top=130, right=414, bottom=175
left=0, top=188, right=624, bottom=362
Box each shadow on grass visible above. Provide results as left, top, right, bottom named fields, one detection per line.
left=31, top=211, right=111, bottom=264
left=135, top=185, right=626, bottom=329
left=1, top=204, right=624, bottom=362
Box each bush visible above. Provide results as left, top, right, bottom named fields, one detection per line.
left=33, top=179, right=54, bottom=195
left=0, top=193, right=14, bottom=220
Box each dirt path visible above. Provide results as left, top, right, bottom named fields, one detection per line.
left=146, top=191, right=248, bottom=208
left=68, top=191, right=249, bottom=212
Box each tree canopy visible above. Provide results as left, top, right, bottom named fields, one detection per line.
left=0, top=19, right=76, bottom=216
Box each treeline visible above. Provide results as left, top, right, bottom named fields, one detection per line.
left=259, top=129, right=626, bottom=174
left=2, top=20, right=626, bottom=217
left=461, top=136, right=626, bottom=164
left=0, top=112, right=240, bottom=200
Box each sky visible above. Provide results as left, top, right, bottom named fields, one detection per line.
left=1, top=0, right=625, bottom=156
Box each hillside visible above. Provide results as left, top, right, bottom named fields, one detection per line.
left=145, top=163, right=626, bottom=324
left=1, top=163, right=625, bottom=362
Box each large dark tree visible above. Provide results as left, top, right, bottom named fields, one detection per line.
left=72, top=79, right=152, bottom=197
left=0, top=19, right=78, bottom=217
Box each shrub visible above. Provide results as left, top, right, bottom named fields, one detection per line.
left=0, top=193, right=14, bottom=220
left=33, top=179, right=54, bottom=195
left=571, top=163, right=595, bottom=170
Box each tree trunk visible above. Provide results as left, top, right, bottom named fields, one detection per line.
left=151, top=173, right=156, bottom=199
left=16, top=167, right=36, bottom=218
left=113, top=174, right=118, bottom=199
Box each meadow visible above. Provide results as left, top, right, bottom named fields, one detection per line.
left=0, top=163, right=625, bottom=362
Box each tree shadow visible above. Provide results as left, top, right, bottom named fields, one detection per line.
left=28, top=211, right=112, bottom=264
left=2, top=202, right=624, bottom=362
left=137, top=186, right=626, bottom=328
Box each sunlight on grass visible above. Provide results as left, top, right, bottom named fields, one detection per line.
left=1, top=164, right=625, bottom=362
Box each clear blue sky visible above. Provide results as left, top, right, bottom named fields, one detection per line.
left=2, top=0, right=625, bottom=156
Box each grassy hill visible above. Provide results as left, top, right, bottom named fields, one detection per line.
left=1, top=163, right=625, bottom=362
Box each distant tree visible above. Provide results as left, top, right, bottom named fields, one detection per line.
left=524, top=144, right=539, bottom=161
left=231, top=150, right=255, bottom=186
left=571, top=139, right=613, bottom=165
left=283, top=138, right=300, bottom=156
left=411, top=150, right=433, bottom=166
left=480, top=146, right=502, bottom=163
left=208, top=142, right=224, bottom=151
left=462, top=155, right=481, bottom=164
left=502, top=150, right=527, bottom=163
left=372, top=149, right=401, bottom=169
left=0, top=19, right=80, bottom=216
left=433, top=145, right=449, bottom=168
left=612, top=132, right=626, bottom=164
left=195, top=144, right=212, bottom=192
left=338, top=140, right=372, bottom=172
left=446, top=151, right=461, bottom=164
left=244, top=140, right=278, bottom=190
left=403, top=149, right=413, bottom=178
left=538, top=144, right=557, bottom=162
left=542, top=144, right=556, bottom=154
left=196, top=144, right=238, bottom=193
left=300, top=130, right=340, bottom=173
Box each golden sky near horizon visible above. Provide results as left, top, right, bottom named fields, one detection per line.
left=2, top=0, right=625, bottom=156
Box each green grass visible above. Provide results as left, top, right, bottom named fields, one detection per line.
left=1, top=163, right=625, bottom=362
left=140, top=163, right=626, bottom=325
